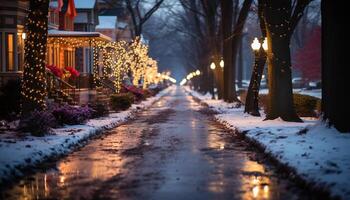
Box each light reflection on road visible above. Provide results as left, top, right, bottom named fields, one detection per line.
left=1, top=87, right=313, bottom=200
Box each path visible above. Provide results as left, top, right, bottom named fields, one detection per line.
left=1, top=87, right=316, bottom=199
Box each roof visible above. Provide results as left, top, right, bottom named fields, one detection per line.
left=96, top=16, right=117, bottom=29
left=74, top=0, right=96, bottom=9
left=48, top=29, right=112, bottom=47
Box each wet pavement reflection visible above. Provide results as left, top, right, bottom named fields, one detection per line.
left=1, top=87, right=316, bottom=199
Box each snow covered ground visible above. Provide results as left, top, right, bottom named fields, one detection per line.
left=0, top=86, right=172, bottom=184
left=185, top=86, right=350, bottom=199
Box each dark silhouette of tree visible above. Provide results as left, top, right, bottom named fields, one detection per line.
left=321, top=1, right=349, bottom=132
left=262, top=0, right=311, bottom=122
left=21, top=0, right=49, bottom=115
left=225, top=0, right=253, bottom=102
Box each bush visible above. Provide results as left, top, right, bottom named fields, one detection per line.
left=293, top=94, right=321, bottom=117
left=258, top=93, right=320, bottom=117
left=90, top=103, right=109, bottom=118
left=19, top=110, right=57, bottom=136
left=0, top=80, right=21, bottom=120
left=52, top=105, right=94, bottom=125
left=110, top=93, right=134, bottom=111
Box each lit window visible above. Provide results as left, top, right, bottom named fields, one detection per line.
left=6, top=33, right=15, bottom=71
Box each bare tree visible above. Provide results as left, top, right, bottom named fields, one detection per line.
left=125, top=0, right=165, bottom=37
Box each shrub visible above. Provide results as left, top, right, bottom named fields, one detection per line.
left=110, top=93, right=134, bottom=111
left=19, top=110, right=57, bottom=136
left=90, top=103, right=109, bottom=118
left=257, top=93, right=320, bottom=117
left=293, top=94, right=320, bottom=117
left=0, top=80, right=21, bottom=120
left=52, top=105, right=93, bottom=125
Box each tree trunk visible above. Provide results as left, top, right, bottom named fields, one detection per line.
left=21, top=0, right=49, bottom=116
left=244, top=45, right=267, bottom=116
left=229, top=0, right=253, bottom=102
left=237, top=37, right=243, bottom=89
left=221, top=0, right=233, bottom=102
left=265, top=34, right=301, bottom=121
left=263, top=0, right=301, bottom=122
left=321, top=0, right=349, bottom=132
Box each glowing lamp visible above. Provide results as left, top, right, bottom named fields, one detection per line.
left=251, top=37, right=261, bottom=51
left=195, top=70, right=200, bottom=75
left=210, top=62, right=216, bottom=70
left=22, top=32, right=26, bottom=40
left=262, top=37, right=268, bottom=51
left=220, top=59, right=224, bottom=68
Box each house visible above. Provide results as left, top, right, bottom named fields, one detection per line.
left=0, top=0, right=29, bottom=85
left=97, top=0, right=133, bottom=42
left=73, top=0, right=99, bottom=88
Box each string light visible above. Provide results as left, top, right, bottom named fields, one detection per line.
left=21, top=0, right=50, bottom=111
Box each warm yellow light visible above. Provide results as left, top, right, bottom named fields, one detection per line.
left=187, top=74, right=193, bottom=80
left=220, top=59, right=224, bottom=68
left=251, top=37, right=261, bottom=51
left=262, top=37, right=268, bottom=51
left=252, top=186, right=259, bottom=198
left=22, top=32, right=26, bottom=40
left=210, top=62, right=216, bottom=70
left=195, top=70, right=200, bottom=75
left=180, top=78, right=187, bottom=86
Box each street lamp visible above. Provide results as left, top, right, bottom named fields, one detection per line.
left=220, top=59, right=224, bottom=68
left=210, top=62, right=216, bottom=70
left=251, top=37, right=261, bottom=51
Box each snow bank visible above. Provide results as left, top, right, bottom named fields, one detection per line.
left=185, top=86, right=350, bottom=199
left=0, top=86, right=172, bottom=184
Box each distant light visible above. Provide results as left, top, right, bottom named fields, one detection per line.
left=251, top=37, right=261, bottom=51
left=262, top=37, right=268, bottom=51
left=220, top=59, right=224, bottom=68
left=210, top=62, right=216, bottom=70
left=195, top=70, right=200, bottom=75
left=180, top=79, right=187, bottom=86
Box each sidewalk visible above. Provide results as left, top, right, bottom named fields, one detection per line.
left=0, top=86, right=172, bottom=184
left=185, top=86, right=350, bottom=199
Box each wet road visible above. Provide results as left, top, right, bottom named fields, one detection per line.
left=1, top=87, right=315, bottom=199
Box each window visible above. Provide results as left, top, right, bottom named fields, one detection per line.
left=6, top=33, right=15, bottom=71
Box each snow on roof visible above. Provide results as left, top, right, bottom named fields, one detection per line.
left=96, top=16, right=117, bottom=29
left=48, top=29, right=111, bottom=41
left=74, top=0, right=96, bottom=9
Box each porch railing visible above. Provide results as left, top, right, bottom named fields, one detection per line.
left=46, top=70, right=78, bottom=104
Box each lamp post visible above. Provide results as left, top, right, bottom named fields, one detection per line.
left=244, top=37, right=268, bottom=116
